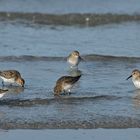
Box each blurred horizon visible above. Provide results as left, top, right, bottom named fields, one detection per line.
left=0, top=0, right=140, bottom=14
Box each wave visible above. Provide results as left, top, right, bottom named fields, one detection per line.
left=0, top=55, right=140, bottom=62
left=0, top=95, right=138, bottom=129
left=0, top=12, right=140, bottom=26
left=0, top=95, right=120, bottom=106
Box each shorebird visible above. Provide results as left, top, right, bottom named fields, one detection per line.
left=54, top=75, right=81, bottom=96
left=126, top=69, right=140, bottom=89
left=0, top=70, right=25, bottom=87
left=67, top=51, right=82, bottom=68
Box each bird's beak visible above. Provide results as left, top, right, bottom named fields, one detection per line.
left=79, top=56, right=85, bottom=61
left=126, top=75, right=132, bottom=80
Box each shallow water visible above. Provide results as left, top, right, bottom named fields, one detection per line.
left=0, top=0, right=140, bottom=129
left=0, top=22, right=140, bottom=57
left=0, top=54, right=140, bottom=128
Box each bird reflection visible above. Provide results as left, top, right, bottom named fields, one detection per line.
left=133, top=89, right=140, bottom=108
left=0, top=89, right=8, bottom=98
left=2, top=85, right=24, bottom=94
left=68, top=68, right=82, bottom=77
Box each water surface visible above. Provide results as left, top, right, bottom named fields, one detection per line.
left=0, top=0, right=140, bottom=129
left=0, top=22, right=140, bottom=57
left=0, top=0, right=140, bottom=14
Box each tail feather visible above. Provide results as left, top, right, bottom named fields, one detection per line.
left=71, top=75, right=81, bottom=84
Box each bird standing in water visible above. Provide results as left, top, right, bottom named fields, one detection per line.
left=67, top=51, right=82, bottom=68
left=54, top=75, right=81, bottom=96
left=126, top=69, right=140, bottom=89
left=0, top=70, right=25, bottom=87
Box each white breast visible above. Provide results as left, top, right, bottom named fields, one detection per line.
left=132, top=80, right=140, bottom=89
left=0, top=76, right=15, bottom=83
left=68, top=57, right=79, bottom=66
left=63, top=84, right=73, bottom=92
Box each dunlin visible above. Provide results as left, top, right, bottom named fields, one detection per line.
left=67, top=51, right=82, bottom=68
left=126, top=69, right=140, bottom=89
left=0, top=70, right=25, bottom=87
left=54, top=75, right=81, bottom=96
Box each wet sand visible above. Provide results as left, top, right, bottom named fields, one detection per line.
left=0, top=129, right=140, bottom=140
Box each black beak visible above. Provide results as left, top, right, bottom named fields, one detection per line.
left=126, top=75, right=132, bottom=80
left=79, top=56, right=85, bottom=61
